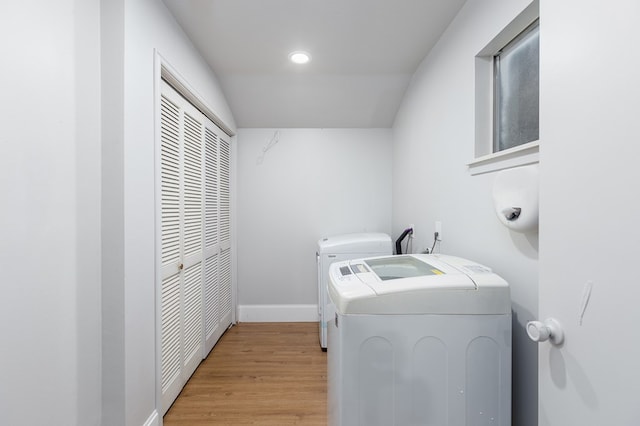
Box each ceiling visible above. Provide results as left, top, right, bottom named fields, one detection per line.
left=162, top=0, right=466, bottom=129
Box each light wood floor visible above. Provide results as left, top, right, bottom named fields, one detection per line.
left=163, top=322, right=327, bottom=425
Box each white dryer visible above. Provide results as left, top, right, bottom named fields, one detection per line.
left=328, top=254, right=512, bottom=426
left=316, top=233, right=391, bottom=349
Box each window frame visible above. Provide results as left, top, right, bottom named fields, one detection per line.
left=469, top=0, right=539, bottom=175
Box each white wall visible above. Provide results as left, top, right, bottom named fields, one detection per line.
left=1, top=0, right=234, bottom=423
left=392, top=1, right=539, bottom=425
left=0, top=0, right=102, bottom=425
left=237, top=129, right=392, bottom=320
left=101, top=0, right=235, bottom=424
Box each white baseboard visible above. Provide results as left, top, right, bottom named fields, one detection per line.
left=143, top=410, right=159, bottom=426
left=238, top=304, right=318, bottom=322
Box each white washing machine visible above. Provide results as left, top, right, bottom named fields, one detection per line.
left=316, top=233, right=392, bottom=350
left=328, top=254, right=512, bottom=426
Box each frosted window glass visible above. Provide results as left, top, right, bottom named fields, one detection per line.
left=494, top=21, right=539, bottom=152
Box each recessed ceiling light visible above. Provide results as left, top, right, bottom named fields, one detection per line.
left=289, top=51, right=311, bottom=64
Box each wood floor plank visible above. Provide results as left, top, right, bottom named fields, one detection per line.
left=164, top=322, right=327, bottom=425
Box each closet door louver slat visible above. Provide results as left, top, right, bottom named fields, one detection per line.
left=183, top=262, right=203, bottom=376
left=219, top=247, right=232, bottom=322
left=160, top=273, right=181, bottom=393
left=205, top=128, right=218, bottom=249
left=160, top=96, right=181, bottom=268
left=182, top=112, right=203, bottom=260
left=204, top=253, right=220, bottom=349
left=219, top=138, right=231, bottom=246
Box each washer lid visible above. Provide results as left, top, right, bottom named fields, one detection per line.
left=357, top=255, right=477, bottom=294
left=317, top=232, right=391, bottom=254
left=328, top=254, right=510, bottom=315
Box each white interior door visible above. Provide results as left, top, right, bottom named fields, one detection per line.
left=181, top=107, right=205, bottom=380
left=203, top=126, right=221, bottom=354
left=159, top=88, right=184, bottom=411
left=537, top=1, right=640, bottom=424
left=203, top=123, right=233, bottom=354
left=217, top=137, right=233, bottom=331
left=159, top=82, right=204, bottom=413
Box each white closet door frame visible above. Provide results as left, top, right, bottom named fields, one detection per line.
left=154, top=54, right=236, bottom=417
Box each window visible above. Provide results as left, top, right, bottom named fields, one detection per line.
left=494, top=20, right=539, bottom=152
left=469, top=0, right=539, bottom=175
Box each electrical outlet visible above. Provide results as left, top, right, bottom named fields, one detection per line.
left=435, top=221, right=442, bottom=241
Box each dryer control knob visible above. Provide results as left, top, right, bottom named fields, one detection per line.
left=527, top=318, right=564, bottom=345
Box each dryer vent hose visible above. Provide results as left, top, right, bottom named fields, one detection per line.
left=395, top=227, right=413, bottom=255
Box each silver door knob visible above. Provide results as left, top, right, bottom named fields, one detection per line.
left=526, top=318, right=564, bottom=345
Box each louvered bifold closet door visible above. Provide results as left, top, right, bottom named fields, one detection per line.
left=181, top=110, right=204, bottom=381
left=160, top=90, right=184, bottom=413
left=218, top=136, right=232, bottom=326
left=203, top=126, right=221, bottom=354
left=159, top=79, right=234, bottom=415
left=160, top=81, right=205, bottom=415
